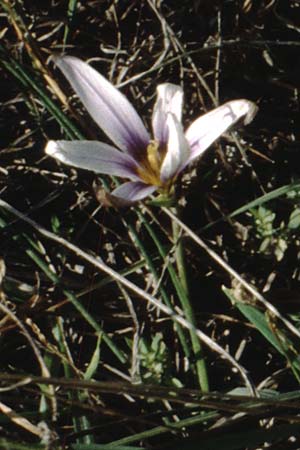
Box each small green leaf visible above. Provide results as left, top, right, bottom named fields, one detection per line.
left=84, top=333, right=102, bottom=380
left=288, top=207, right=300, bottom=229
left=147, top=194, right=175, bottom=207
left=224, top=287, right=300, bottom=373
left=274, top=237, right=288, bottom=261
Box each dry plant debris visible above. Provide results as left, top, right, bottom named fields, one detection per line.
left=1, top=1, right=300, bottom=449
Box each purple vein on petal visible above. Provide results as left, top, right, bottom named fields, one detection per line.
left=160, top=113, right=190, bottom=182
left=111, top=181, right=157, bottom=202
left=185, top=99, right=257, bottom=162
left=55, top=56, right=150, bottom=157
left=152, top=83, right=183, bottom=145
left=45, top=140, right=140, bottom=180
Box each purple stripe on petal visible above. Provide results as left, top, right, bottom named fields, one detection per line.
left=185, top=99, right=257, bottom=163
left=55, top=56, right=150, bottom=158
left=152, top=83, right=183, bottom=144
left=160, top=114, right=190, bottom=182
left=45, top=140, right=140, bottom=180
left=111, top=181, right=157, bottom=202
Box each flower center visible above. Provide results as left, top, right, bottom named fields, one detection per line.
left=137, top=140, right=166, bottom=187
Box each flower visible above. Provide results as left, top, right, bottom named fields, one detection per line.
left=45, top=56, right=257, bottom=203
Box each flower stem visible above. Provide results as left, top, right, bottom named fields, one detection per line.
left=171, top=206, right=209, bottom=392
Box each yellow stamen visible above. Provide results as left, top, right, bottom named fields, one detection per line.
left=147, top=140, right=161, bottom=174
left=137, top=140, right=165, bottom=187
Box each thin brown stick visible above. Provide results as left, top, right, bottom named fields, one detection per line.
left=0, top=199, right=255, bottom=394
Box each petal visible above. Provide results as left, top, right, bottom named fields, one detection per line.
left=185, top=100, right=258, bottom=161
left=55, top=56, right=150, bottom=157
left=45, top=140, right=140, bottom=180
left=152, top=83, right=183, bottom=144
left=160, top=113, right=190, bottom=182
left=111, top=181, right=157, bottom=202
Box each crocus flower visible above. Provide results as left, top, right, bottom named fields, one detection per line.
left=46, top=56, right=257, bottom=203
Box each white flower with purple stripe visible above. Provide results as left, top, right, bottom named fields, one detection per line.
left=46, top=56, right=257, bottom=203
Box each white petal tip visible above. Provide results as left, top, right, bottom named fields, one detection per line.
left=54, top=54, right=75, bottom=67
left=45, top=141, right=67, bottom=164
left=230, top=100, right=258, bottom=125
left=244, top=101, right=258, bottom=125
left=45, top=141, right=58, bottom=156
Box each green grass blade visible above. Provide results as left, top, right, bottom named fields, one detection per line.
left=138, top=210, right=208, bottom=390
left=0, top=45, right=82, bottom=139
left=170, top=423, right=300, bottom=450
left=109, top=411, right=218, bottom=446
left=224, top=287, right=300, bottom=375
left=202, top=182, right=300, bottom=232
left=0, top=212, right=127, bottom=364
left=0, top=441, right=50, bottom=450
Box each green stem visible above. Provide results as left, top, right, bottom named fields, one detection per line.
left=136, top=211, right=192, bottom=360
left=171, top=206, right=209, bottom=392
left=127, top=218, right=192, bottom=359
